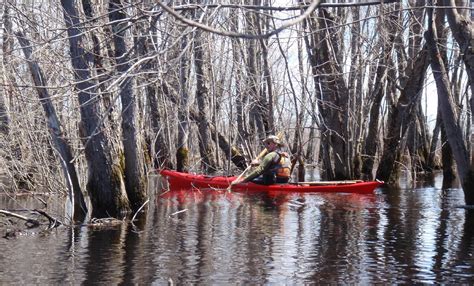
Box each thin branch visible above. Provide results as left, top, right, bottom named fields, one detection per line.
left=156, top=0, right=322, bottom=39
left=172, top=1, right=401, bottom=11
left=34, top=209, right=62, bottom=228
left=131, top=199, right=149, bottom=222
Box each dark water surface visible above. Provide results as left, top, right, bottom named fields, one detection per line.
left=1, top=174, right=474, bottom=284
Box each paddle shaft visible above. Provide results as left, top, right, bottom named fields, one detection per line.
left=228, top=147, right=269, bottom=191
left=234, top=165, right=251, bottom=182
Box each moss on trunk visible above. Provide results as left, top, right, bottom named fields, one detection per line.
left=176, top=147, right=189, bottom=173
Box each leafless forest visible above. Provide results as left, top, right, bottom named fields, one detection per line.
left=1, top=0, right=474, bottom=220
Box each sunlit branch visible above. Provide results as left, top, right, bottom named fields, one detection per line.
left=156, top=0, right=322, bottom=39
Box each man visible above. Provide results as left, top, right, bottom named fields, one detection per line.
left=231, top=135, right=291, bottom=186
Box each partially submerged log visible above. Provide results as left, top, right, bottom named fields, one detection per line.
left=1, top=209, right=62, bottom=229
left=0, top=209, right=40, bottom=228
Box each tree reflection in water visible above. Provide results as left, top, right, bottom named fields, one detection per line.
left=0, top=178, right=473, bottom=284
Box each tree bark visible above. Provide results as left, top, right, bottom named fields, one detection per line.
left=61, top=0, right=130, bottom=218
left=109, top=0, right=147, bottom=211
left=176, top=33, right=190, bottom=173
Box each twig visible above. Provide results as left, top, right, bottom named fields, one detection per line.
left=131, top=199, right=149, bottom=222
left=34, top=209, right=62, bottom=228
left=169, top=209, right=187, bottom=217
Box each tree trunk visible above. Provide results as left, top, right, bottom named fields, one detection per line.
left=427, top=109, right=441, bottom=171
left=245, top=4, right=266, bottom=141
left=109, top=0, right=147, bottom=211
left=441, top=124, right=456, bottom=188
left=426, top=4, right=474, bottom=204
left=361, top=50, right=391, bottom=180
left=176, top=34, right=190, bottom=173
left=443, top=0, right=474, bottom=168
left=0, top=2, right=15, bottom=141
left=348, top=6, right=364, bottom=179
left=132, top=11, right=172, bottom=170
left=16, top=32, right=87, bottom=222
left=193, top=26, right=217, bottom=173
left=0, top=4, right=11, bottom=137
left=317, top=8, right=350, bottom=180
left=229, top=13, right=249, bottom=160
left=303, top=12, right=334, bottom=178
left=149, top=84, right=172, bottom=169
left=81, top=0, right=115, bottom=130
left=375, top=46, right=429, bottom=183
left=257, top=4, right=274, bottom=134
left=0, top=91, right=7, bottom=137
left=362, top=3, right=400, bottom=180
left=61, top=0, right=130, bottom=218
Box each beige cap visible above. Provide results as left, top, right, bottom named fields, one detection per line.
left=263, top=135, right=282, bottom=146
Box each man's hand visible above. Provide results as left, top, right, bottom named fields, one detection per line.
left=250, top=159, right=260, bottom=166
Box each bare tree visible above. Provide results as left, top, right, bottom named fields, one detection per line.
left=245, top=2, right=268, bottom=142
left=443, top=0, right=474, bottom=166
left=305, top=8, right=351, bottom=180
left=176, top=33, right=191, bottom=173
left=362, top=3, right=400, bottom=180
left=61, top=0, right=130, bottom=218
left=0, top=3, right=12, bottom=138
left=108, top=0, right=147, bottom=211
left=194, top=34, right=218, bottom=172
left=16, top=31, right=87, bottom=222
left=426, top=2, right=474, bottom=205
left=375, top=46, right=429, bottom=183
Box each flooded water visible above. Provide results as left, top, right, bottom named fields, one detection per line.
left=1, top=173, right=473, bottom=284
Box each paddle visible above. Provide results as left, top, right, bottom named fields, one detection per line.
left=227, top=147, right=269, bottom=192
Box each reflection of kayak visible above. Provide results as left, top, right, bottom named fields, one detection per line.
left=159, top=169, right=383, bottom=194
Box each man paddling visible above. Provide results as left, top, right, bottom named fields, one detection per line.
left=230, top=135, right=291, bottom=186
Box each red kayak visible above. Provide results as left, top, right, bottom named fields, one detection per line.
left=159, top=169, right=383, bottom=194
